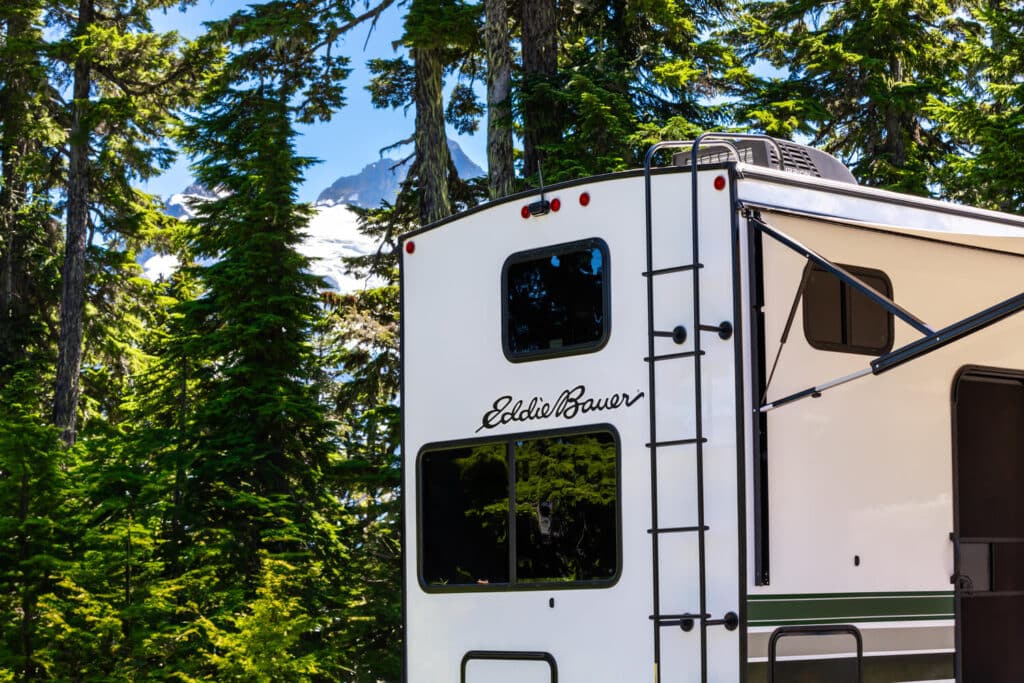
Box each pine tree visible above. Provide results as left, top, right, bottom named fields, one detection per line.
left=735, top=0, right=968, bottom=195
left=0, top=373, right=70, bottom=679
left=932, top=1, right=1024, bottom=212
left=48, top=0, right=211, bottom=445
left=161, top=0, right=367, bottom=675
left=0, top=0, right=63, bottom=385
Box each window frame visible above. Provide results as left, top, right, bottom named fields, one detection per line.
left=802, top=261, right=895, bottom=356
left=501, top=238, right=611, bottom=363
left=416, top=423, right=623, bottom=593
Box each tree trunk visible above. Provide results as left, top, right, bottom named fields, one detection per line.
left=0, top=11, right=32, bottom=371
left=413, top=46, right=451, bottom=224
left=53, top=0, right=93, bottom=446
left=520, top=0, right=559, bottom=178
left=885, top=55, right=907, bottom=168
left=485, top=0, right=514, bottom=198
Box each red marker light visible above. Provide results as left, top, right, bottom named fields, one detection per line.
left=521, top=205, right=531, bottom=219
left=550, top=198, right=561, bottom=212
left=579, top=192, right=591, bottom=206
left=404, top=241, right=415, bottom=254
left=713, top=175, right=727, bottom=191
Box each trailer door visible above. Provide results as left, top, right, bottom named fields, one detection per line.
left=953, top=370, right=1024, bottom=683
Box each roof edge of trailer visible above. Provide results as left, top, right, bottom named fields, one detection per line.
left=735, top=163, right=1024, bottom=232
left=398, top=164, right=732, bottom=242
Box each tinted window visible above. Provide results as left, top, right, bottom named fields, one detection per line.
left=420, top=429, right=619, bottom=589
left=504, top=239, right=609, bottom=360
left=515, top=432, right=618, bottom=582
left=421, top=444, right=509, bottom=586
left=803, top=263, right=893, bottom=355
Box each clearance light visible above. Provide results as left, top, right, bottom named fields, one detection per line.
left=579, top=192, right=591, bottom=206
left=714, top=175, right=727, bottom=191
left=405, top=241, right=415, bottom=254
left=550, top=198, right=561, bottom=212
left=521, top=205, right=531, bottom=219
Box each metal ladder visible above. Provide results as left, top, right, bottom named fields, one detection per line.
left=643, top=137, right=754, bottom=682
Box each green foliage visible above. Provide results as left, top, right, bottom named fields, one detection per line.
left=931, top=1, right=1024, bottom=212
left=0, top=373, right=71, bottom=678
left=201, top=558, right=320, bottom=681
left=734, top=0, right=970, bottom=195
left=5, top=0, right=1024, bottom=679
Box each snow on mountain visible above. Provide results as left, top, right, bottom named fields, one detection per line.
left=298, top=203, right=383, bottom=292
left=316, top=139, right=485, bottom=209
left=143, top=142, right=484, bottom=289
left=164, top=183, right=220, bottom=220
left=142, top=253, right=180, bottom=281
left=141, top=193, right=384, bottom=293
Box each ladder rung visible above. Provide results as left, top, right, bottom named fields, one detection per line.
left=649, top=613, right=709, bottom=628
left=643, top=263, right=703, bottom=277
left=647, top=525, right=709, bottom=535
left=652, top=330, right=681, bottom=338
left=644, top=350, right=704, bottom=362
left=646, top=437, right=706, bottom=448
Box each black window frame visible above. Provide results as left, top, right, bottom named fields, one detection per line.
left=501, top=238, right=611, bottom=363
left=802, top=261, right=895, bottom=356
left=416, top=424, right=622, bottom=593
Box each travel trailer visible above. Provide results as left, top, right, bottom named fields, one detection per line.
left=399, top=135, right=1024, bottom=683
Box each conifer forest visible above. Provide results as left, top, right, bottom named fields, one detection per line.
left=1, top=0, right=1022, bottom=679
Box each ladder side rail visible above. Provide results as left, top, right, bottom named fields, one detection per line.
left=644, top=140, right=743, bottom=683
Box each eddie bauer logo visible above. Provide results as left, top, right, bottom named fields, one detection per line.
left=476, top=384, right=645, bottom=433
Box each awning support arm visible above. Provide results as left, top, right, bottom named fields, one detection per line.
left=870, top=291, right=1024, bottom=375
left=760, top=291, right=1024, bottom=413
left=748, top=212, right=1024, bottom=413
left=762, top=258, right=814, bottom=403
left=748, top=212, right=935, bottom=336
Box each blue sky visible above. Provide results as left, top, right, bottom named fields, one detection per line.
left=145, top=0, right=487, bottom=203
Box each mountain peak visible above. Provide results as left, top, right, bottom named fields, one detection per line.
left=316, top=139, right=484, bottom=209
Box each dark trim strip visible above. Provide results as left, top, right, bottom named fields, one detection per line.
left=747, top=215, right=770, bottom=586
left=461, top=651, right=557, bottom=683
left=748, top=592, right=955, bottom=626
left=730, top=167, right=750, bottom=682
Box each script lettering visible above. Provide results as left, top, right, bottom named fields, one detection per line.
left=476, top=384, right=644, bottom=432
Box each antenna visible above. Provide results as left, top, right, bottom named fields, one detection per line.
left=527, top=162, right=551, bottom=217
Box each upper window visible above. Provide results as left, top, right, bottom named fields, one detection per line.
left=419, top=428, right=620, bottom=590
left=802, top=262, right=894, bottom=355
left=503, top=239, right=609, bottom=361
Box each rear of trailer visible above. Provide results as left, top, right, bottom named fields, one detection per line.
left=400, top=136, right=1024, bottom=683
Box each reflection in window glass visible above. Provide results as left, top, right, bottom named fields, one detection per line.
left=421, top=444, right=509, bottom=586
left=803, top=262, right=893, bottom=355
left=420, top=429, right=619, bottom=589
left=505, top=240, right=608, bottom=358
left=515, top=433, right=618, bottom=582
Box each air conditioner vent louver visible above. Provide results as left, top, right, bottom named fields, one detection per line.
left=672, top=137, right=857, bottom=184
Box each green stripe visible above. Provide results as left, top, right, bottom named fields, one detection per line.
left=747, top=592, right=954, bottom=626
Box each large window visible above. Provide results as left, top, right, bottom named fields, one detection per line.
left=419, top=428, right=620, bottom=590
left=802, top=262, right=894, bottom=355
left=503, top=239, right=609, bottom=361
